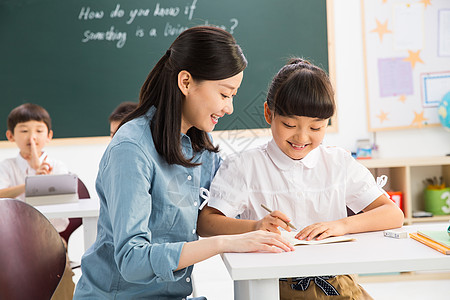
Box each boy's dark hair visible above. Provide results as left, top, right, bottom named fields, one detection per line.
left=121, top=26, right=248, bottom=167
left=7, top=103, right=52, bottom=132
left=109, top=102, right=138, bottom=122
left=266, top=58, right=335, bottom=119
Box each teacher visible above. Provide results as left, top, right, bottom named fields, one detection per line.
left=74, top=26, right=293, bottom=299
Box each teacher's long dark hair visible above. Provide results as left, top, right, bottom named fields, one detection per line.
left=121, top=26, right=247, bottom=167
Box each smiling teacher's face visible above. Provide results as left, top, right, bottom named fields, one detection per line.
left=179, top=71, right=243, bottom=134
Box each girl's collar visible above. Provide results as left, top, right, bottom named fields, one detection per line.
left=266, top=139, right=319, bottom=171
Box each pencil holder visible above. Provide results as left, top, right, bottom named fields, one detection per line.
left=424, top=188, right=450, bottom=215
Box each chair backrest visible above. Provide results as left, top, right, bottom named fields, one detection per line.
left=77, top=177, right=90, bottom=199
left=0, top=199, right=66, bottom=300
left=347, top=207, right=363, bottom=216
left=59, top=178, right=90, bottom=244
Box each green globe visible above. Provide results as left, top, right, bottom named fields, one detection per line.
left=438, top=92, right=450, bottom=131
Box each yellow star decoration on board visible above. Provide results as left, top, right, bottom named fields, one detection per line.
left=411, top=110, right=428, bottom=127
left=419, top=0, right=432, bottom=8
left=403, top=50, right=424, bottom=69
left=370, top=19, right=392, bottom=42
left=398, top=95, right=407, bottom=103
left=377, top=110, right=389, bottom=123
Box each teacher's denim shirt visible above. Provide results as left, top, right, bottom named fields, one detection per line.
left=74, top=107, right=221, bottom=300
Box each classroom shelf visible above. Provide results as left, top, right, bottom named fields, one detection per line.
left=358, top=156, right=450, bottom=225
left=410, top=215, right=450, bottom=223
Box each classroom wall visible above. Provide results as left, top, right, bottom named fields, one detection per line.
left=326, top=0, right=449, bottom=159
left=1, top=0, right=449, bottom=196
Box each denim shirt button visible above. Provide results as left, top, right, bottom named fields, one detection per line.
left=192, top=229, right=196, bottom=234
left=186, top=277, right=191, bottom=283
left=187, top=175, right=192, bottom=181
left=194, top=201, right=198, bottom=206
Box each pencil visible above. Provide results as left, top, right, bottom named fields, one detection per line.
left=260, top=204, right=297, bottom=230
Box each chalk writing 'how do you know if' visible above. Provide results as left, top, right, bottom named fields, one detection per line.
left=78, top=1, right=198, bottom=48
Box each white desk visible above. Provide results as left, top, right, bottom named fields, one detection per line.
left=35, top=198, right=100, bottom=251
left=221, top=223, right=450, bottom=300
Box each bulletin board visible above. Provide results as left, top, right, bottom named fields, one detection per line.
left=361, top=0, right=450, bottom=131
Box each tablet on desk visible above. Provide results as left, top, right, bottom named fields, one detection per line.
left=25, top=174, right=79, bottom=206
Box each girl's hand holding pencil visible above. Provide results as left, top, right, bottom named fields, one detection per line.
left=258, top=204, right=297, bottom=234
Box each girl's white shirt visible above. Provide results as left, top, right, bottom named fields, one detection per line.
left=208, top=139, right=382, bottom=230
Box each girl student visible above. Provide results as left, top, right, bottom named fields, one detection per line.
left=198, top=58, right=404, bottom=299
left=73, top=26, right=294, bottom=300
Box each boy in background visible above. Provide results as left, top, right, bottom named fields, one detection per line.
left=108, top=101, right=137, bottom=137
left=0, top=103, right=75, bottom=299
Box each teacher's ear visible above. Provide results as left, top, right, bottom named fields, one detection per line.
left=264, top=102, right=273, bottom=125
left=178, top=70, right=192, bottom=96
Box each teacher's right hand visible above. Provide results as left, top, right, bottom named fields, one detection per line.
left=221, top=230, right=295, bottom=253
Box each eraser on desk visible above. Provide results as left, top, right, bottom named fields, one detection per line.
left=384, top=229, right=408, bottom=239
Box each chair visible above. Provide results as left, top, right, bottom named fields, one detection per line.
left=59, top=178, right=90, bottom=244
left=59, top=178, right=90, bottom=269
left=347, top=207, right=363, bottom=216
left=0, top=199, right=66, bottom=300
left=347, top=207, right=356, bottom=216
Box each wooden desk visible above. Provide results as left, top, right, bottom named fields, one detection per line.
left=35, top=198, right=99, bottom=251
left=221, top=223, right=450, bottom=300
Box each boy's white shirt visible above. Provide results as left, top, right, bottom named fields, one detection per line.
left=0, top=151, right=70, bottom=232
left=208, top=139, right=383, bottom=231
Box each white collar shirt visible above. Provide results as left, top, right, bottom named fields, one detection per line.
left=208, top=139, right=383, bottom=230
left=0, top=152, right=70, bottom=232
left=0, top=151, right=69, bottom=201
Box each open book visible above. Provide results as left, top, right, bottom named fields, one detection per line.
left=281, top=231, right=355, bottom=245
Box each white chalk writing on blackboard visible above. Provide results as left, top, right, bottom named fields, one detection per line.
left=77, top=0, right=239, bottom=49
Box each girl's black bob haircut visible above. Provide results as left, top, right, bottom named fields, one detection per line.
left=266, top=58, right=335, bottom=119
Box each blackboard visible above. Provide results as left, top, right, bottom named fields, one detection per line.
left=0, top=0, right=332, bottom=140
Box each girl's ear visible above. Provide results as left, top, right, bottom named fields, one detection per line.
left=5, top=130, right=15, bottom=142
left=264, top=102, right=273, bottom=125
left=178, top=70, right=192, bottom=96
